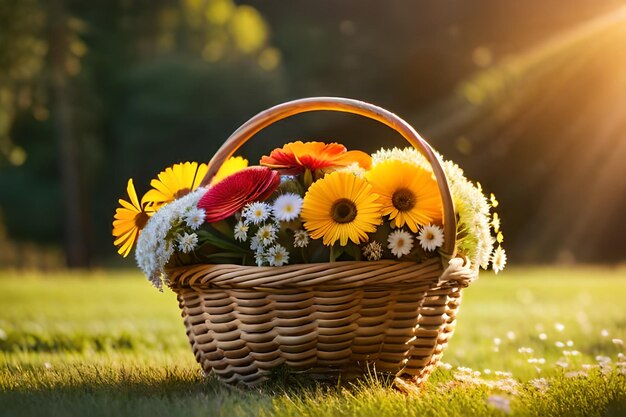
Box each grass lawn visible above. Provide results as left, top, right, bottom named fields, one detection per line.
left=1, top=267, right=625, bottom=416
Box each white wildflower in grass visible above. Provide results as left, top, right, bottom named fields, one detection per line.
left=362, top=241, right=383, bottom=261
left=555, top=341, right=565, bottom=348
left=177, top=232, right=198, bottom=253
left=135, top=188, right=206, bottom=289
left=183, top=207, right=205, bottom=230
left=566, top=340, right=574, bottom=347
left=554, top=322, right=565, bottom=332
left=483, top=369, right=491, bottom=375
left=267, top=244, right=289, bottom=266
left=506, top=331, right=516, bottom=340
left=256, top=224, right=278, bottom=246
left=0, top=328, right=6, bottom=341
left=565, top=371, right=587, bottom=378
left=601, top=329, right=609, bottom=337
left=595, top=355, right=611, bottom=364
left=487, top=395, right=511, bottom=414
left=494, top=371, right=513, bottom=377
left=529, top=378, right=549, bottom=393
left=417, top=224, right=444, bottom=252
left=494, top=337, right=502, bottom=346
left=233, top=221, right=249, bottom=242
left=272, top=193, right=303, bottom=222
left=437, top=362, right=453, bottom=370
left=387, top=229, right=414, bottom=258
left=293, top=230, right=310, bottom=248
left=491, top=246, right=507, bottom=274
left=528, top=358, right=546, bottom=364
left=242, top=202, right=271, bottom=225
left=612, top=338, right=624, bottom=346
left=518, top=347, right=534, bottom=354
left=555, top=358, right=569, bottom=368
left=539, top=333, right=548, bottom=340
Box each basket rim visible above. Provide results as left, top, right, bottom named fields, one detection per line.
left=167, top=256, right=476, bottom=290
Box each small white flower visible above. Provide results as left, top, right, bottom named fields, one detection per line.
left=242, top=202, right=271, bottom=225
left=555, top=341, right=565, bottom=348
left=267, top=244, right=289, bottom=266
left=506, top=331, right=516, bottom=340
left=487, top=395, right=511, bottom=414
left=387, top=229, right=414, bottom=258
left=272, top=193, right=303, bottom=222
left=183, top=207, right=205, bottom=230
left=491, top=246, right=507, bottom=274
left=362, top=241, right=383, bottom=261
left=529, top=378, right=549, bottom=393
left=250, top=236, right=263, bottom=251
left=554, top=323, right=565, bottom=332
left=233, top=221, right=249, bottom=242
left=518, top=347, right=534, bottom=354
left=601, top=329, right=609, bottom=337
left=493, top=337, right=502, bottom=346
left=177, top=232, right=198, bottom=253
left=538, top=333, right=548, bottom=340
left=293, top=230, right=310, bottom=248
left=612, top=338, right=624, bottom=346
left=417, top=224, right=444, bottom=252
left=254, top=251, right=265, bottom=266
left=256, top=224, right=277, bottom=246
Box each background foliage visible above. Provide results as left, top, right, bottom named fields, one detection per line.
left=1, top=0, right=625, bottom=267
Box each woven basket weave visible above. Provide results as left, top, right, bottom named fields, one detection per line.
left=167, top=97, right=477, bottom=387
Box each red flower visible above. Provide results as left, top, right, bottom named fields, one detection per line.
left=260, top=141, right=371, bottom=174
left=198, top=166, right=280, bottom=223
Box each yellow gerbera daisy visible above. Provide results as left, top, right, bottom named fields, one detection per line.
left=142, top=161, right=209, bottom=209
left=301, top=171, right=382, bottom=246
left=112, top=179, right=153, bottom=257
left=211, top=156, right=249, bottom=184
left=365, top=159, right=443, bottom=233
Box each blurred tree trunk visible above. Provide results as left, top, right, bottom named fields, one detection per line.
left=47, top=0, right=91, bottom=267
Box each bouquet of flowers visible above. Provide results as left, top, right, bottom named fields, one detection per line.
left=113, top=141, right=506, bottom=289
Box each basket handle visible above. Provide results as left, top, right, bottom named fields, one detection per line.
left=200, top=97, right=456, bottom=258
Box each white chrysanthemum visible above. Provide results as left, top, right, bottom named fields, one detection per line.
left=233, top=221, right=249, bottom=242
left=337, top=162, right=366, bottom=177
left=371, top=147, right=431, bottom=169
left=256, top=224, right=277, bottom=246
left=293, top=230, right=310, bottom=248
left=417, top=224, right=444, bottom=252
left=272, top=193, right=303, bottom=222
left=387, top=229, right=414, bottom=258
left=135, top=188, right=206, bottom=288
left=242, top=202, right=271, bottom=225
left=183, top=207, right=205, bottom=230
left=362, top=241, right=383, bottom=261
left=267, top=244, right=289, bottom=266
left=177, top=232, right=198, bottom=253
left=491, top=246, right=507, bottom=274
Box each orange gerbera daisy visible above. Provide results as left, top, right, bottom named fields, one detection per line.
left=197, top=166, right=280, bottom=223
left=260, top=141, right=371, bottom=174
left=112, top=179, right=153, bottom=257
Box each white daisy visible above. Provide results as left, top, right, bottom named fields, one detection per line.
left=254, top=251, right=265, bottom=266
left=255, top=224, right=277, bottom=246
left=417, top=224, right=444, bottom=252
left=272, top=193, right=303, bottom=222
left=183, top=207, right=205, bottom=230
left=250, top=235, right=263, bottom=251
left=177, top=232, right=198, bottom=253
left=387, top=229, right=414, bottom=258
left=293, top=230, right=310, bottom=248
left=233, top=221, right=249, bottom=242
left=267, top=244, right=289, bottom=266
left=362, top=241, right=383, bottom=261
left=491, top=246, right=507, bottom=274
left=242, top=202, right=271, bottom=225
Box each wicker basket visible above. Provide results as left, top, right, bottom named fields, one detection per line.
left=167, top=97, right=477, bottom=387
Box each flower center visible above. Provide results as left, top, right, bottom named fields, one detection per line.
left=174, top=188, right=191, bottom=199
left=426, top=232, right=434, bottom=240
left=330, top=198, right=357, bottom=224
left=392, top=188, right=416, bottom=211
left=135, top=212, right=149, bottom=229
